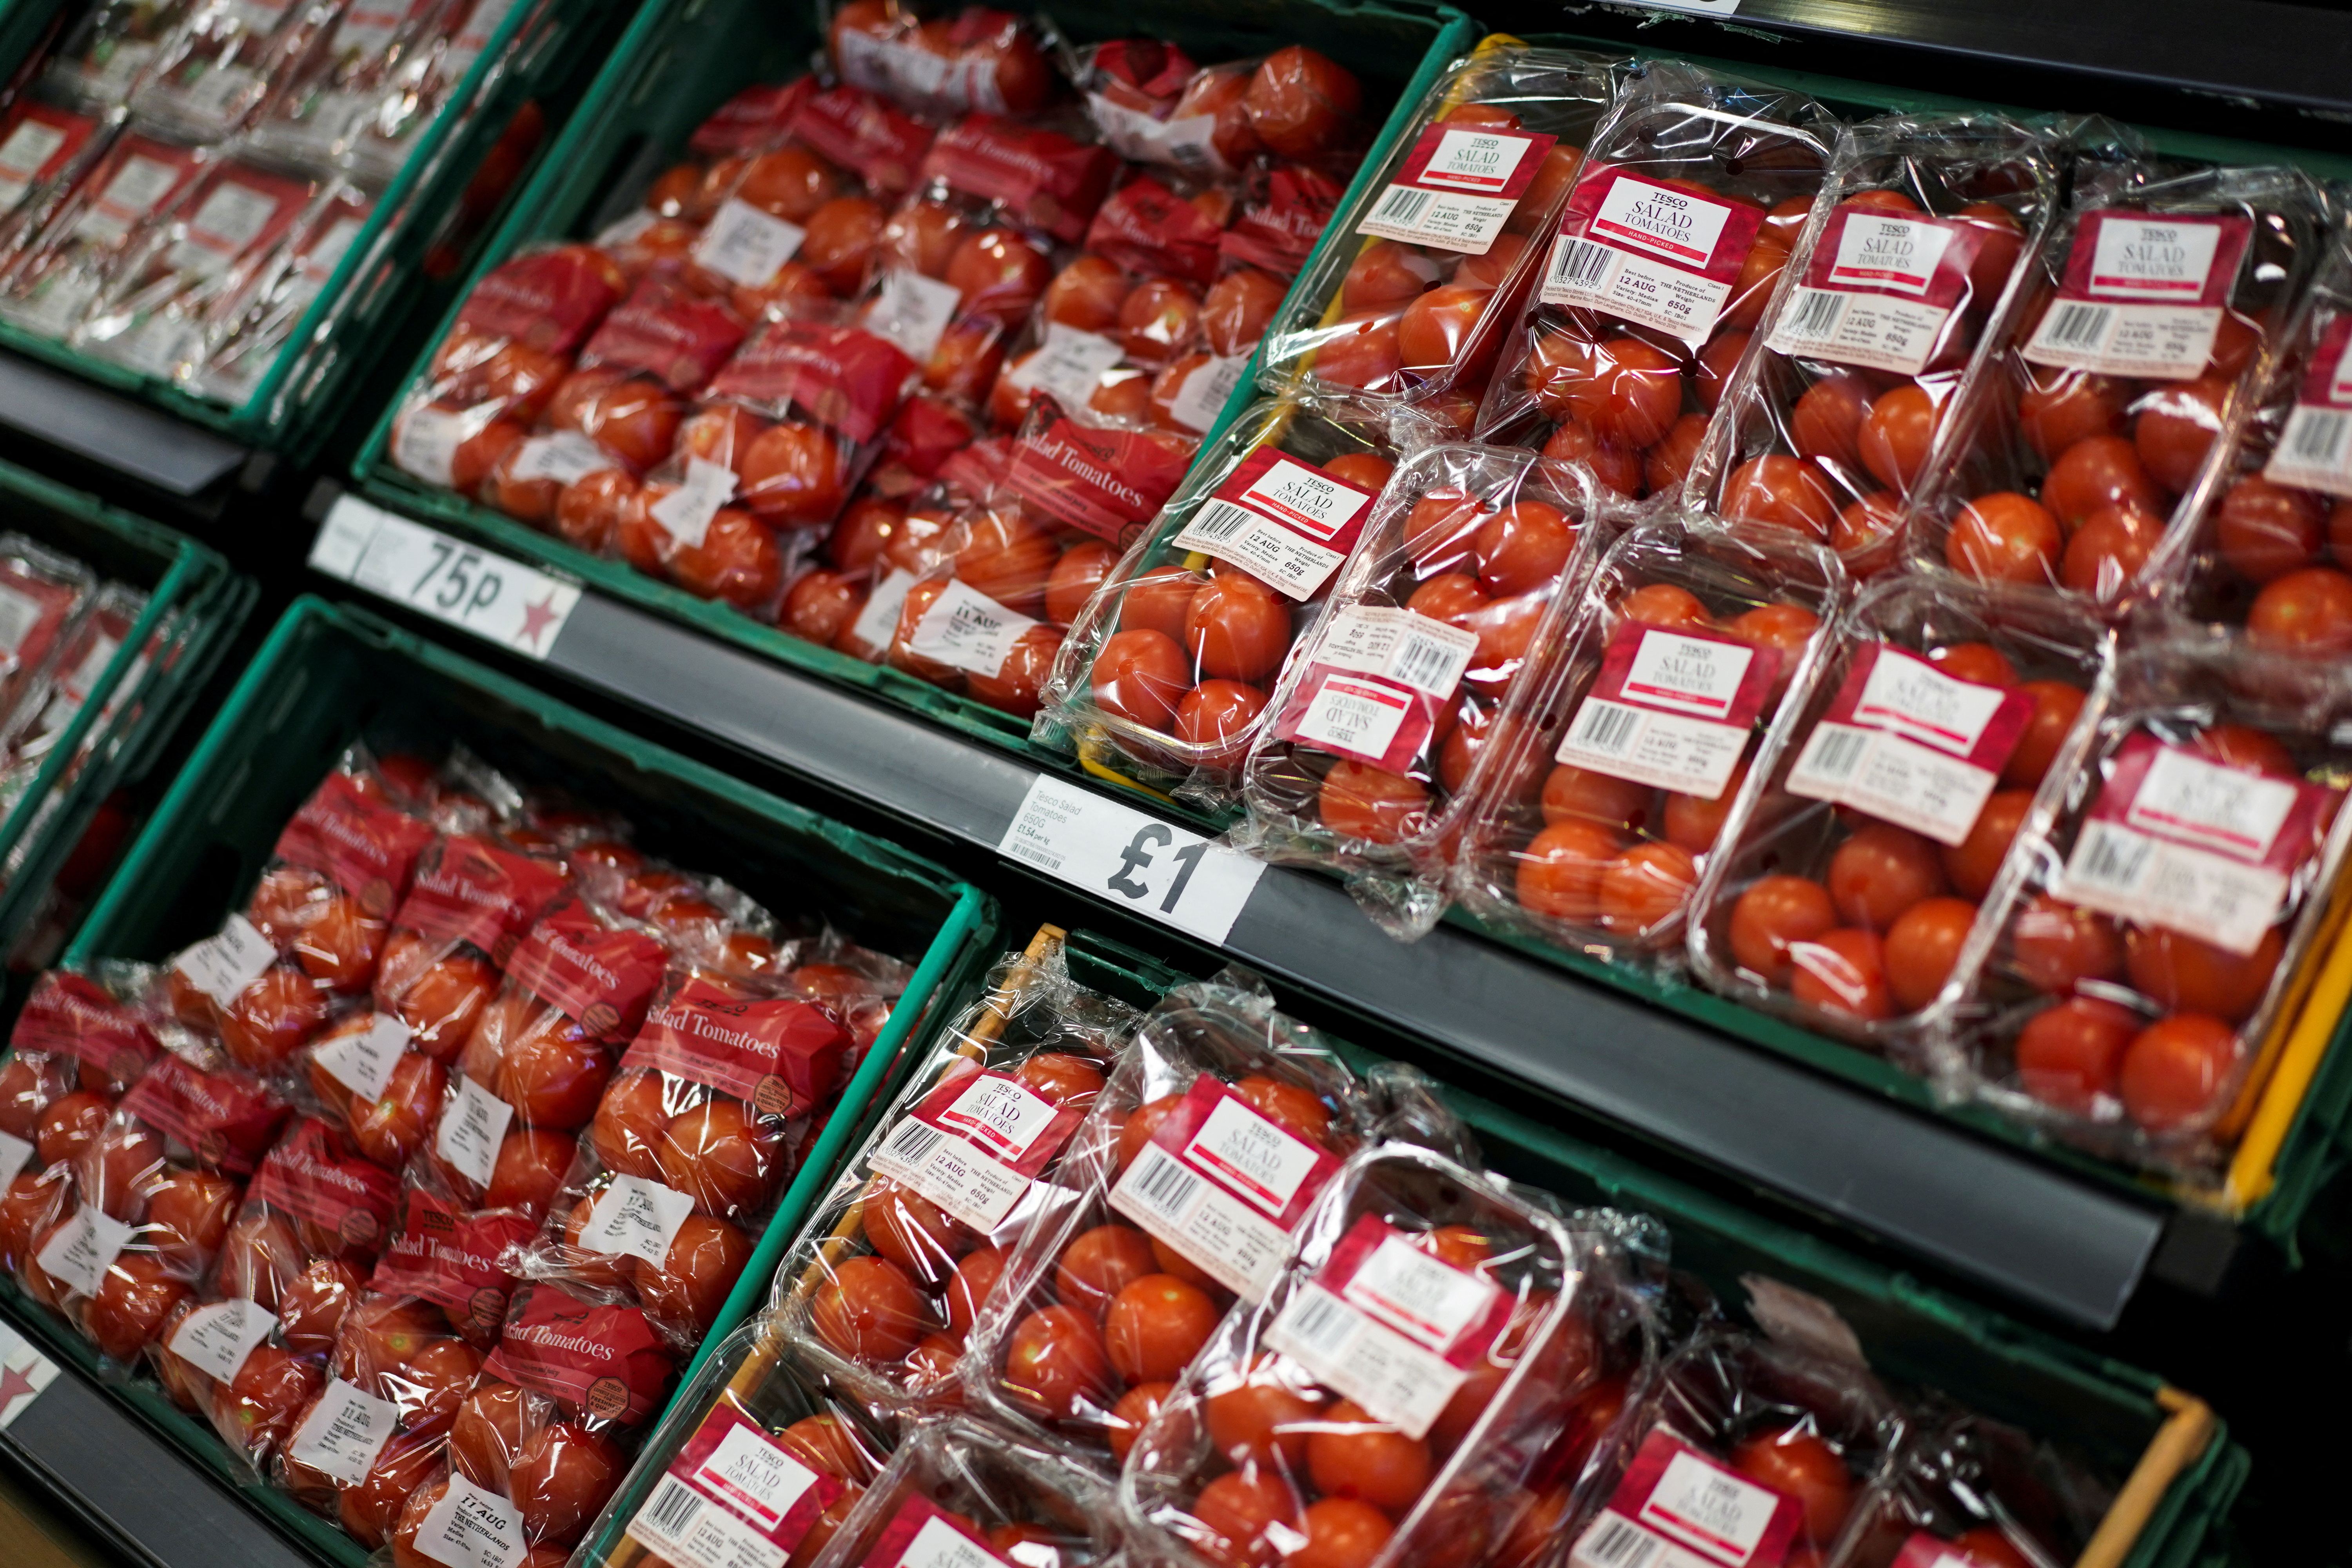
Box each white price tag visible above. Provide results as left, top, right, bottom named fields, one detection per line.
left=1012, top=322, right=1128, bottom=412
left=175, top=913, right=275, bottom=1005
left=310, top=495, right=583, bottom=659
left=998, top=776, right=1263, bottom=945
left=0, top=1129, right=31, bottom=1190
left=862, top=267, right=962, bottom=364
left=650, top=457, right=740, bottom=550
left=850, top=568, right=916, bottom=652
left=287, top=1377, right=401, bottom=1484
left=413, top=1477, right=529, bottom=1568
left=906, top=578, right=1036, bottom=678
left=692, top=199, right=806, bottom=289
left=580, top=1174, right=695, bottom=1266
left=508, top=430, right=610, bottom=486
left=1314, top=605, right=1479, bottom=699
left=314, top=1012, right=411, bottom=1101
left=1169, top=352, right=1250, bottom=434
left=35, top=1203, right=135, bottom=1298
left=434, top=1073, right=514, bottom=1189
left=0, top=1322, right=58, bottom=1430
left=166, top=1298, right=278, bottom=1383
left=1265, top=1282, right=1466, bottom=1439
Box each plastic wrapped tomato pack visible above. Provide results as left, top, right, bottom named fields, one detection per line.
left=0, top=101, right=113, bottom=265
left=570, top=1321, right=891, bottom=1568
left=1934, top=634, right=2352, bottom=1173
left=1834, top=1397, right=2116, bottom=1568
left=1699, top=115, right=2062, bottom=573
left=826, top=2, right=1056, bottom=122
left=965, top=969, right=1409, bottom=1468
left=774, top=935, right=1141, bottom=1412
left=43, top=0, right=203, bottom=107
left=1557, top=1316, right=1903, bottom=1568
left=372, top=818, right=572, bottom=1069
left=130, top=0, right=345, bottom=142
left=0, top=961, right=165, bottom=1157
left=1908, top=162, right=2332, bottom=605
left=1259, top=44, right=1617, bottom=426
left=189, top=185, right=376, bottom=407
left=0, top=532, right=100, bottom=733
left=2158, top=224, right=2352, bottom=650
left=1453, top=518, right=1845, bottom=973
left=804, top=1413, right=1119, bottom=1566
left=1034, top=396, right=1398, bottom=804
left=249, top=0, right=476, bottom=174
left=1477, top=61, right=1838, bottom=505
left=1079, top=38, right=1368, bottom=178
left=0, top=583, right=156, bottom=823
left=1687, top=577, right=2111, bottom=1057
left=1231, top=443, right=1610, bottom=937
left=1117, top=1143, right=1612, bottom=1568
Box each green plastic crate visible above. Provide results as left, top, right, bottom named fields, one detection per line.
left=0, top=0, right=635, bottom=461
left=15, top=595, right=996, bottom=1565
left=349, top=0, right=1477, bottom=759
left=1052, top=927, right=2247, bottom=1568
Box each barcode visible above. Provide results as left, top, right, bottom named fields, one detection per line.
left=1574, top=1516, right=1661, bottom=1568
left=1373, top=186, right=1433, bottom=225
left=1552, top=238, right=1610, bottom=289
left=2043, top=303, right=2113, bottom=349
left=1189, top=499, right=1257, bottom=542
left=1784, top=287, right=1847, bottom=339
left=1803, top=725, right=1869, bottom=781
left=1128, top=1145, right=1204, bottom=1216
left=2287, top=407, right=2350, bottom=465
left=642, top=1476, right=702, bottom=1537
left=1570, top=699, right=1642, bottom=757
left=1392, top=631, right=1458, bottom=694
left=881, top=1119, right=945, bottom=1165
left=2069, top=820, right=2153, bottom=893
left=1284, top=1289, right=1358, bottom=1357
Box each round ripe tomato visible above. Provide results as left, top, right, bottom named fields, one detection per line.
left=735, top=147, right=837, bottom=222
left=1722, top=456, right=1839, bottom=540
left=1597, top=842, right=1699, bottom=937
left=799, top=195, right=885, bottom=294
left=1729, top=875, right=1839, bottom=987
left=639, top=1214, right=753, bottom=1340
left=782, top=570, right=866, bottom=647
left=860, top=1175, right=970, bottom=1284
left=449, top=1381, right=525, bottom=1489
left=590, top=1068, right=670, bottom=1178
left=351, top=1051, right=444, bottom=1169
left=1307, top=1399, right=1434, bottom=1512
left=2017, top=369, right=2126, bottom=460
left=1947, top=492, right=2061, bottom=585
left=739, top=424, right=845, bottom=526
left=216, top=1341, right=320, bottom=1455
left=2014, top=997, right=2140, bottom=1112
left=2195, top=724, right=2297, bottom=776
left=1244, top=46, right=1361, bottom=160
left=1828, top=822, right=1949, bottom=928
left=944, top=1245, right=1005, bottom=1340
left=553, top=470, right=640, bottom=556
left=1831, top=491, right=1904, bottom=577
left=1120, top=566, right=1205, bottom=642
left=2248, top=566, right=2352, bottom=654
left=79, top=1122, right=164, bottom=1218
left=1514, top=820, right=1622, bottom=922
left=1192, top=1469, right=1300, bottom=1568
left=2009, top=894, right=2123, bottom=995
left=1116, top=1094, right=1184, bottom=1175
left=1318, top=762, right=1428, bottom=845
left=884, top=200, right=965, bottom=279
left=2042, top=434, right=2161, bottom=528
left=1473, top=501, right=1575, bottom=596
left=2134, top=377, right=2230, bottom=492
left=966, top=623, right=1062, bottom=719
left=1943, top=788, right=2031, bottom=900
left=1044, top=254, right=1130, bottom=332
left=1016, top=1051, right=1106, bottom=1109
left=1323, top=453, right=1394, bottom=492
left=1341, top=240, right=1440, bottom=314
left=1087, top=1379, right=1169, bottom=1468
left=1120, top=278, right=1203, bottom=363
left=2119, top=1014, right=2238, bottom=1131
left=487, top=1128, right=574, bottom=1216
left=1397, top=284, right=1493, bottom=373
left=1731, top=1426, right=1854, bottom=1546
left=1457, top=232, right=1531, bottom=292
left=1617, top=582, right=1711, bottom=630
left=1185, top=575, right=1290, bottom=682
left=144, top=1167, right=237, bottom=1259
left=946, top=228, right=1050, bottom=322
left=0, top=1172, right=60, bottom=1274
left=450, top=417, right=527, bottom=498
left=1206, top=1356, right=1325, bottom=1468
left=1696, top=328, right=1749, bottom=412
left=1589, top=338, right=1684, bottom=449
left=274, top=1257, right=361, bottom=1356
left=1234, top=1074, right=1332, bottom=1143
left=1790, top=927, right=1893, bottom=1020
left=1843, top=189, right=1923, bottom=216
left=1151, top=1235, right=1219, bottom=1293
left=1202, top=267, right=1287, bottom=356
left=1403, top=490, right=1486, bottom=572
left=84, top=1253, right=186, bottom=1361
left=779, top=1413, right=872, bottom=1484
left=1883, top=897, right=1978, bottom=1011
left=923, top=320, right=1005, bottom=402
left=339, top=1433, right=443, bottom=1548
left=1437, top=703, right=1502, bottom=797
left=1313, top=312, right=1403, bottom=392
left=1509, top=144, right=1581, bottom=235
left=1175, top=680, right=1271, bottom=760
left=1642, top=412, right=1710, bottom=497
left=294, top=893, right=382, bottom=991
left=1727, top=602, right=1820, bottom=691
left=657, top=1098, right=780, bottom=1218
left=1045, top=539, right=1118, bottom=627
left=1543, top=764, right=1653, bottom=833
left=1857, top=384, right=1940, bottom=492
left=1441, top=102, right=1521, bottom=130
left=32, top=1089, right=108, bottom=1167
left=2125, top=924, right=2281, bottom=1024
left=2060, top=504, right=2165, bottom=598
left=1664, top=758, right=1749, bottom=852
left=1104, top=1274, right=1219, bottom=1382
left=1093, top=629, right=1193, bottom=731
left=2217, top=476, right=2324, bottom=584
left=2002, top=681, right=2087, bottom=788
left=1790, top=375, right=1871, bottom=470
left=1406, top=573, right=1487, bottom=627
left=1001, top=1303, right=1114, bottom=1420
left=497, top=1027, right=607, bottom=1129
left=573, top=373, right=682, bottom=474
left=1954, top=201, right=2025, bottom=308
left=1056, top=1225, right=1158, bottom=1320
left=512, top=1423, right=625, bottom=1547
left=1290, top=1499, right=1395, bottom=1568
left=1493, top=1488, right=1572, bottom=1568
left=811, top=1254, right=928, bottom=1362
left=221, top=969, right=329, bottom=1070
left=1722, top=232, right=1790, bottom=332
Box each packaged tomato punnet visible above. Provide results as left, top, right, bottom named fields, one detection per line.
left=1452, top=517, right=1846, bottom=973
left=1907, top=162, right=2332, bottom=606
left=825, top=2, right=1057, bottom=123
left=801, top=1413, right=1120, bottom=1567
left=0, top=961, right=166, bottom=1171
left=129, top=0, right=345, bottom=141
left=0, top=99, right=111, bottom=264
left=1697, top=115, right=2062, bottom=574
left=1477, top=60, right=1837, bottom=504
left=1115, top=1142, right=1616, bottom=1568
left=1033, top=396, right=1397, bottom=806
left=1686, top=577, right=2111, bottom=1057
left=1833, top=1396, right=2117, bottom=1568
left=1934, top=633, right=2352, bottom=1175
left=0, top=532, right=99, bottom=730
left=773, top=933, right=1142, bottom=1412
left=190, top=184, right=376, bottom=408
left=1259, top=43, right=1616, bottom=431
left=1078, top=38, right=1369, bottom=180
left=2156, top=220, right=2352, bottom=650
left=249, top=0, right=485, bottom=174
left=1230, top=443, right=1611, bottom=937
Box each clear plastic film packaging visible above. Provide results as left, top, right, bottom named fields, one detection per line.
left=964, top=966, right=1468, bottom=1470
left=1695, top=115, right=2062, bottom=576
left=1077, top=39, right=1369, bottom=180
left=1931, top=632, right=2352, bottom=1179
left=1229, top=443, right=1611, bottom=938
left=804, top=1412, right=1120, bottom=1567
left=1475, top=60, right=1838, bottom=504
left=1115, top=1142, right=1628, bottom=1568
left=0, top=532, right=100, bottom=739
left=824, top=3, right=1058, bottom=123
left=1034, top=396, right=1398, bottom=806
left=191, top=184, right=375, bottom=406
left=771, top=935, right=1141, bottom=1414
left=1906, top=162, right=2332, bottom=607
left=568, top=1323, right=891, bottom=1568
left=254, top=0, right=531, bottom=184
left=0, top=132, right=216, bottom=342
left=2155, top=214, right=2352, bottom=651
left=1452, top=517, right=1845, bottom=976
left=43, top=0, right=205, bottom=106
left=373, top=809, right=572, bottom=1063
left=0, top=101, right=114, bottom=269
left=1258, top=44, right=1619, bottom=432
left=1685, top=576, right=2110, bottom=1060
left=130, top=0, right=345, bottom=142
left=1833, top=1397, right=2116, bottom=1568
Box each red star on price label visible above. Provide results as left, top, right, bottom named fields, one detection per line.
left=0, top=1361, right=38, bottom=1413
left=516, top=592, right=564, bottom=650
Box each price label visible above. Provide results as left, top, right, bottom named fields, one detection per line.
left=0, top=1322, right=57, bottom=1430
left=310, top=495, right=581, bottom=659
left=435, top=1074, right=514, bottom=1190
left=998, top=776, right=1263, bottom=945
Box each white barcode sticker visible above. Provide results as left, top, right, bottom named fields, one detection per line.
left=1265, top=1282, right=1466, bottom=1439
left=0, top=120, right=65, bottom=181
left=1357, top=181, right=1517, bottom=254
left=1784, top=720, right=2000, bottom=848
left=434, top=1073, right=514, bottom=1189
left=1568, top=1514, right=1667, bottom=1568
left=1171, top=454, right=1370, bottom=601
left=2055, top=817, right=2287, bottom=956
left=34, top=1202, right=134, bottom=1297
left=1766, top=283, right=1955, bottom=378
left=850, top=568, right=917, bottom=652
left=1314, top=604, right=1479, bottom=699
left=165, top=1297, right=277, bottom=1383
left=862, top=267, right=962, bottom=364
left=628, top=1476, right=788, bottom=1568
left=1169, top=351, right=1250, bottom=434
left=392, top=403, right=476, bottom=489
left=2023, top=299, right=2221, bottom=381
left=74, top=154, right=182, bottom=244
left=692, top=198, right=806, bottom=289
left=508, top=430, right=612, bottom=487
left=649, top=456, right=737, bottom=550
left=174, top=913, right=275, bottom=1006
left=906, top=577, right=1037, bottom=679
left=867, top=1112, right=1031, bottom=1232
left=580, top=1174, right=695, bottom=1266
left=1109, top=1116, right=1313, bottom=1301
left=1558, top=697, right=1749, bottom=800
left=1011, top=321, right=1128, bottom=413
left=1088, top=94, right=1221, bottom=172
left=312, top=1012, right=410, bottom=1102
left=2265, top=403, right=2352, bottom=499
left=411, top=1477, right=528, bottom=1568
left=286, top=1377, right=400, bottom=1485
left=1544, top=233, right=1737, bottom=342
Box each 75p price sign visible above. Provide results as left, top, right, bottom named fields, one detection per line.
left=310, top=496, right=581, bottom=659
left=998, top=777, right=1264, bottom=945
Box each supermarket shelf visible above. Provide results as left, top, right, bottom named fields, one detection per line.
left=406, top=573, right=2168, bottom=1329
left=0, top=351, right=250, bottom=498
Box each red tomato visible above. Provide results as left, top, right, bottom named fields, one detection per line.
left=1831, top=492, right=1904, bottom=576
left=1955, top=201, right=2024, bottom=307
left=2017, top=370, right=2125, bottom=460
left=1307, top=1399, right=1433, bottom=1512
left=2002, top=680, right=2086, bottom=788
left=1341, top=240, right=1440, bottom=313
left=84, top=1252, right=186, bottom=1361
left=1103, top=1380, right=1174, bottom=1466
left=1731, top=1426, right=1854, bottom=1546
left=1942, top=788, right=2031, bottom=900
left=1044, top=254, right=1130, bottom=332
left=1290, top=1499, right=1395, bottom=1568
left=1397, top=284, right=1492, bottom=373
left=1185, top=575, right=1290, bottom=682
left=221, top=969, right=330, bottom=1070
left=1402, top=490, right=1485, bottom=572
left=512, top=1422, right=626, bottom=1546
left=2009, top=895, right=2123, bottom=994
left=2042, top=434, right=2161, bottom=527
left=1722, top=456, right=1838, bottom=540
left=735, top=147, right=837, bottom=222
left=1597, top=842, right=1699, bottom=937
left=2125, top=924, right=2281, bottom=1024
left=782, top=570, right=866, bottom=647
left=450, top=1381, right=526, bottom=1488
left=32, top=1089, right=108, bottom=1167
left=1318, top=762, right=1428, bottom=845
left=2194, top=724, right=2297, bottom=776
left=639, top=1214, right=753, bottom=1340
left=2217, top=476, right=2324, bottom=583
left=554, top=471, right=641, bottom=556
left=1828, top=822, right=1948, bottom=928
left=2059, top=504, right=2165, bottom=597
left=1044, top=539, right=1118, bottom=627
left=1457, top=232, right=1531, bottom=292
left=1640, top=412, right=1708, bottom=498
left=811, top=1254, right=928, bottom=1362
left=2134, top=376, right=2229, bottom=492
left=1016, top=1051, right=1107, bottom=1109
left=1243, top=46, right=1361, bottom=160
left=1729, top=875, right=1839, bottom=987
left=1314, top=313, right=1403, bottom=392
left=1535, top=335, right=1683, bottom=449
left=2119, top=1013, right=2238, bottom=1131
left=1120, top=565, right=1205, bottom=642
left=1695, top=328, right=1749, bottom=412
left=215, top=1341, right=320, bottom=1456
left=144, top=1167, right=238, bottom=1260
left=1121, top=278, right=1203, bottom=363
left=486, top=1128, right=575, bottom=1216
left=1617, top=583, right=1711, bottom=630
left=1857, top=384, right=1940, bottom=491
left=799, top=196, right=885, bottom=294
left=946, top=228, right=1050, bottom=322
left=1789, top=375, right=1870, bottom=470
left=340, top=1433, right=444, bottom=1547
left=1233, top=1074, right=1331, bottom=1143
left=1722, top=230, right=1790, bottom=332
left=1175, top=680, right=1270, bottom=759
left=1094, top=628, right=1193, bottom=731
left=945, top=1245, right=1005, bottom=1340
left=1883, top=896, right=1978, bottom=1011
left=738, top=424, right=845, bottom=525
left=966, top=623, right=1063, bottom=719
left=589, top=1068, right=669, bottom=1179
left=1948, top=492, right=2061, bottom=584
left=1790, top=927, right=1893, bottom=1020
left=2015, top=997, right=2140, bottom=1111
left=549, top=370, right=680, bottom=474
left=858, top=1176, right=968, bottom=1286
left=655, top=1098, right=781, bottom=1218
left=1514, top=820, right=1622, bottom=922
left=1949, top=1528, right=2036, bottom=1568
left=1192, top=1468, right=1301, bottom=1568
left=1201, top=267, right=1286, bottom=356
left=1056, top=1225, right=1158, bottom=1321
left=1543, top=764, right=1653, bottom=833
left=1104, top=1273, right=1219, bottom=1382
left=1001, top=1303, right=1114, bottom=1420
left=1470, top=502, right=1575, bottom=597
left=350, top=1051, right=444, bottom=1169
left=2248, top=566, right=2352, bottom=654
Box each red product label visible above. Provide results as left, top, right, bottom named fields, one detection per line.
left=392, top=835, right=569, bottom=966
left=1820, top=645, right=2032, bottom=773
left=1579, top=1429, right=1806, bottom=1568
left=1146, top=1075, right=1341, bottom=1226
left=370, top=1190, right=533, bottom=1335
left=938, top=434, right=1011, bottom=499
left=117, top=1054, right=289, bottom=1176
left=250, top=1118, right=399, bottom=1251
left=269, top=769, right=434, bottom=916
left=1594, top=622, right=1779, bottom=728
left=1091, top=38, right=1196, bottom=99
left=71, top=136, right=205, bottom=239
left=688, top=78, right=813, bottom=158
left=2087, top=733, right=2328, bottom=874
left=172, top=165, right=310, bottom=270
left=1085, top=175, right=1223, bottom=286
left=918, top=117, right=1120, bottom=244
left=1222, top=164, right=1344, bottom=278
left=11, top=971, right=157, bottom=1086
left=1003, top=418, right=1191, bottom=542
left=505, top=902, right=667, bottom=1046
left=0, top=102, right=98, bottom=194
left=856, top=1495, right=1011, bottom=1568
left=2295, top=315, right=2352, bottom=410
left=903, top=1058, right=1083, bottom=1179
left=1317, top=1214, right=1512, bottom=1365
left=789, top=85, right=934, bottom=196
left=707, top=318, right=916, bottom=444
left=654, top=1406, right=843, bottom=1552
left=2057, top=210, right=2253, bottom=306
left=582, top=278, right=749, bottom=393
left=1800, top=205, right=1982, bottom=308
left=619, top=976, right=849, bottom=1117
left=457, top=247, right=624, bottom=356
left=1394, top=122, right=1558, bottom=203
left=1562, top=163, right=1767, bottom=282
left=483, top=1284, right=673, bottom=1425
